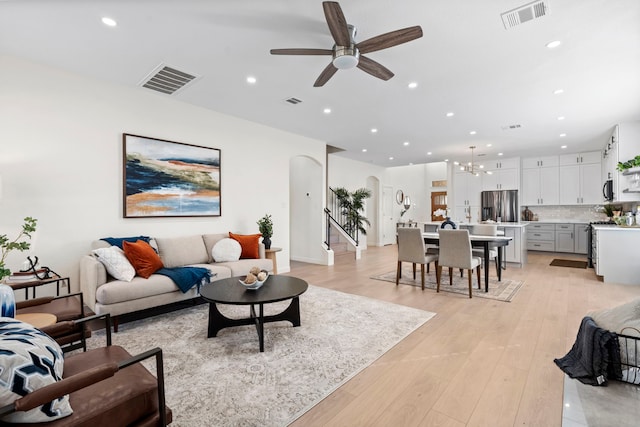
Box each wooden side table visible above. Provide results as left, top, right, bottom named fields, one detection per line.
left=265, top=247, right=282, bottom=274
left=16, top=313, right=57, bottom=329
left=3, top=275, right=70, bottom=300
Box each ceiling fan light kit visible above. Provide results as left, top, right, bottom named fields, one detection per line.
left=270, top=1, right=423, bottom=86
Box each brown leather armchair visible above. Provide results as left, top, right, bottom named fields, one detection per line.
left=0, top=314, right=172, bottom=426
left=16, top=293, right=90, bottom=352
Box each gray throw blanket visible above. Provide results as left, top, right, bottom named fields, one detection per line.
left=554, top=316, right=622, bottom=386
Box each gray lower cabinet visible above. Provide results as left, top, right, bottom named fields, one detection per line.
left=527, top=223, right=555, bottom=251
left=574, top=223, right=589, bottom=254
left=555, top=224, right=574, bottom=253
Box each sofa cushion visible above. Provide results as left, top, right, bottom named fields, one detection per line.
left=0, top=318, right=72, bottom=423
left=229, top=232, right=261, bottom=259
left=99, top=236, right=152, bottom=249
left=216, top=258, right=273, bottom=276
left=92, top=246, right=136, bottom=282
left=202, top=233, right=228, bottom=263
left=155, top=235, right=209, bottom=268
left=211, top=238, right=241, bottom=262
left=122, top=240, right=164, bottom=279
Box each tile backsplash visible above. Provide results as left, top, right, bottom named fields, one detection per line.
left=522, top=205, right=609, bottom=222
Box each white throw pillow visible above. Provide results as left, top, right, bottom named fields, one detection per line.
left=212, top=238, right=242, bottom=262
left=92, top=246, right=136, bottom=281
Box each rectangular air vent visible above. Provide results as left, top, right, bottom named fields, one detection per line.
left=501, top=1, right=548, bottom=29
left=139, top=64, right=199, bottom=95
left=502, top=124, right=522, bottom=130
left=284, top=97, right=303, bottom=105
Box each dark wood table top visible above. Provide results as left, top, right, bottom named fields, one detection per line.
left=199, top=275, right=308, bottom=305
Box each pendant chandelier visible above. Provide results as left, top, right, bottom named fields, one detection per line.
left=456, top=145, right=492, bottom=176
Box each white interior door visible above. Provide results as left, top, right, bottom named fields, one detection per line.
left=382, top=185, right=396, bottom=245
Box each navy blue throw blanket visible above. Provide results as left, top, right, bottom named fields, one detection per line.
left=101, top=236, right=151, bottom=249
left=156, top=267, right=212, bottom=293
left=554, top=316, right=622, bottom=386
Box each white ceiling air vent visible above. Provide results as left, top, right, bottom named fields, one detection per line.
left=284, top=97, right=303, bottom=105
left=501, top=124, right=522, bottom=130
left=501, top=1, right=549, bottom=29
left=139, top=64, right=199, bottom=95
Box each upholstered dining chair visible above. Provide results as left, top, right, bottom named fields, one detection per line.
left=436, top=229, right=482, bottom=298
left=396, top=227, right=439, bottom=290
left=470, top=224, right=500, bottom=276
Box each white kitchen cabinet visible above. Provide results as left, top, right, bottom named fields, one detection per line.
left=521, top=167, right=559, bottom=206
left=594, top=227, right=640, bottom=285
left=559, top=151, right=601, bottom=166
left=522, top=156, right=559, bottom=169
left=481, top=157, right=520, bottom=191
left=454, top=170, right=481, bottom=223
left=574, top=223, right=589, bottom=254
left=555, top=224, right=574, bottom=253
left=559, top=152, right=602, bottom=205
left=527, top=223, right=555, bottom=251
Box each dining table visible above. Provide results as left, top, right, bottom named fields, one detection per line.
left=422, top=232, right=513, bottom=292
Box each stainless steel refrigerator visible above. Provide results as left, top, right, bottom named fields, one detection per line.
left=481, top=190, right=519, bottom=222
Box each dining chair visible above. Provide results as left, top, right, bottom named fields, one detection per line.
left=470, top=224, right=500, bottom=277
left=396, top=228, right=439, bottom=290
left=436, top=229, right=482, bottom=298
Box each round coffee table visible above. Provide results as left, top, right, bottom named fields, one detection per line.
left=199, top=275, right=308, bottom=352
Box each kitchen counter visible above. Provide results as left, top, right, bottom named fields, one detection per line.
left=528, top=219, right=593, bottom=224
left=418, top=221, right=528, bottom=228
left=593, top=226, right=640, bottom=285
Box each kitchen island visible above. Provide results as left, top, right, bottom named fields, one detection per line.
left=416, top=221, right=528, bottom=267
left=592, top=226, right=640, bottom=285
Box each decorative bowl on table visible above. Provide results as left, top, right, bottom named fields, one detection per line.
left=239, top=270, right=269, bottom=290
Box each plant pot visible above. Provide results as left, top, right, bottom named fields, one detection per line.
left=262, top=236, right=272, bottom=250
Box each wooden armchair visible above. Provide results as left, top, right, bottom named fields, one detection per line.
left=16, top=293, right=90, bottom=352
left=0, top=314, right=171, bottom=426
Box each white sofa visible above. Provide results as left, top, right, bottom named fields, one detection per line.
left=80, top=233, right=273, bottom=327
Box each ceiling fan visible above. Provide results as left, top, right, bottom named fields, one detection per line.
left=270, top=1, right=423, bottom=87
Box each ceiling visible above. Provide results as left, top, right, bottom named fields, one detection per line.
left=1, top=0, right=639, bottom=167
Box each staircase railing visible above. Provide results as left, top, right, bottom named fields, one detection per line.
left=324, top=187, right=359, bottom=250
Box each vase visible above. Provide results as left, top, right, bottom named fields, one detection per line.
left=0, top=283, right=16, bottom=318
left=263, top=236, right=272, bottom=250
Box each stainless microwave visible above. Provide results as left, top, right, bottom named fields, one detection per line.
left=603, top=179, right=614, bottom=201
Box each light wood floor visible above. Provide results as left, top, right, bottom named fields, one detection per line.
left=286, top=245, right=640, bottom=427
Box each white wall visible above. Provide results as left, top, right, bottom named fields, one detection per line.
left=0, top=55, right=326, bottom=293
left=386, top=162, right=447, bottom=221
left=290, top=156, right=325, bottom=263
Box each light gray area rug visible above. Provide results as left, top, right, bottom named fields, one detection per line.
left=86, top=285, right=435, bottom=426
left=371, top=269, right=524, bottom=302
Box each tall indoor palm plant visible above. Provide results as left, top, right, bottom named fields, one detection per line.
left=333, top=187, right=372, bottom=236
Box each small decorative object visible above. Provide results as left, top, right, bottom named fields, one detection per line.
left=0, top=283, right=16, bottom=317
left=239, top=269, right=269, bottom=290
left=602, top=204, right=615, bottom=219
left=396, top=190, right=404, bottom=205
left=256, top=214, right=273, bottom=249
left=400, top=195, right=411, bottom=217
left=1, top=217, right=37, bottom=281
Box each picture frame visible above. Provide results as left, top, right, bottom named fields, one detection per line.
left=122, top=133, right=221, bottom=218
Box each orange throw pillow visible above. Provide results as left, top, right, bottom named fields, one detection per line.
left=229, top=232, right=261, bottom=259
left=122, top=240, right=164, bottom=278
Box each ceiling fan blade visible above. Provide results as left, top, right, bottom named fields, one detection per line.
left=357, top=55, right=394, bottom=81
left=323, top=1, right=351, bottom=46
left=270, top=48, right=333, bottom=55
left=314, top=63, right=339, bottom=87
left=357, top=26, right=423, bottom=54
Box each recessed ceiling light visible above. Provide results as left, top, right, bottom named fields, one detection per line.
left=389, top=156, right=394, bottom=160
left=557, top=116, right=565, bottom=121
left=403, top=141, right=410, bottom=146
left=427, top=152, right=432, bottom=155
left=246, top=76, right=257, bottom=84
left=498, top=152, right=504, bottom=156
left=409, top=162, right=414, bottom=165
left=469, top=131, right=477, bottom=135
left=323, top=108, right=331, bottom=114
left=561, top=145, right=567, bottom=149
left=102, top=17, right=117, bottom=27
left=371, top=128, right=378, bottom=133
left=453, top=161, right=459, bottom=165
left=362, top=148, right=367, bottom=152
left=553, top=89, right=564, bottom=95
left=487, top=143, right=492, bottom=147
left=408, top=82, right=418, bottom=89
left=444, top=159, right=449, bottom=162
left=560, top=133, right=567, bottom=137
left=546, top=40, right=561, bottom=49
left=446, top=112, right=454, bottom=117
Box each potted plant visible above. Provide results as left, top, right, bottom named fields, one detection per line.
left=617, top=155, right=640, bottom=172
left=1, top=217, right=37, bottom=281
left=256, top=214, right=273, bottom=249
left=333, top=187, right=372, bottom=236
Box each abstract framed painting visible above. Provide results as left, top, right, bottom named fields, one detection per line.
left=123, top=134, right=221, bottom=218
